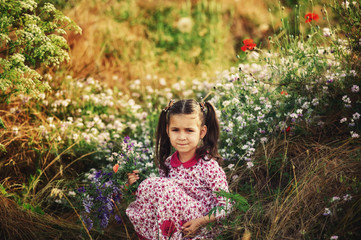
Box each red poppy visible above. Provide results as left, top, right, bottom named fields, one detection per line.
left=305, top=13, right=319, bottom=23
left=113, top=163, right=119, bottom=173
left=241, top=39, right=257, bottom=51
left=281, top=90, right=288, bottom=95
left=286, top=126, right=291, bottom=132
left=160, top=220, right=176, bottom=237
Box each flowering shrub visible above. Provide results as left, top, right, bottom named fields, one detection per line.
left=31, top=73, right=212, bottom=168
left=208, top=6, right=361, bottom=171
left=210, top=61, right=323, bottom=168
left=0, top=0, right=81, bottom=102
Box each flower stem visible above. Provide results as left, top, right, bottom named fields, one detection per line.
left=111, top=199, right=131, bottom=240
left=63, top=194, right=93, bottom=240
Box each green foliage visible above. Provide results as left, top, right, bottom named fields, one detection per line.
left=215, top=189, right=249, bottom=213
left=21, top=202, right=45, bottom=215
left=0, top=0, right=81, bottom=103
left=0, top=117, right=6, bottom=129
left=0, top=183, right=10, bottom=197
left=108, top=0, right=232, bottom=65
left=1, top=179, right=45, bottom=215
left=331, top=0, right=361, bottom=72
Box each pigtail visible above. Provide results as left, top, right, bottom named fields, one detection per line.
left=155, top=110, right=171, bottom=176
left=196, top=101, right=223, bottom=164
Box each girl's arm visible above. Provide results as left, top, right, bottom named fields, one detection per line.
left=182, top=160, right=233, bottom=236
left=206, top=161, right=233, bottom=222
left=181, top=214, right=216, bottom=237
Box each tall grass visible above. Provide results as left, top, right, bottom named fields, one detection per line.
left=224, top=136, right=361, bottom=239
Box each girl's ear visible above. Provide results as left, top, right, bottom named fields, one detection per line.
left=200, top=125, right=207, bottom=139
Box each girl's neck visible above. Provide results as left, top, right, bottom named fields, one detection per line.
left=178, top=151, right=196, bottom=163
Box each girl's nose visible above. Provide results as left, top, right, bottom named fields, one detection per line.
left=178, top=132, right=186, bottom=140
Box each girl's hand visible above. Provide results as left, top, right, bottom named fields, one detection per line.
left=181, top=218, right=204, bottom=237
left=127, top=170, right=139, bottom=185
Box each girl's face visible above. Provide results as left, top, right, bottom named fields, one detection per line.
left=167, top=113, right=207, bottom=162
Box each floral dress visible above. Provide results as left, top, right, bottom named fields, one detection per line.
left=126, top=151, right=232, bottom=240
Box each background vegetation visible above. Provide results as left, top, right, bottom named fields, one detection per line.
left=1, top=0, right=360, bottom=239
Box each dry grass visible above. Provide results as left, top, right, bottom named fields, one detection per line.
left=0, top=104, right=44, bottom=185
left=228, top=135, right=361, bottom=240
left=0, top=194, right=81, bottom=240
left=0, top=99, right=89, bottom=204
left=0, top=193, right=136, bottom=240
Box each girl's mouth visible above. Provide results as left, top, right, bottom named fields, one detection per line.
left=177, top=143, right=187, bottom=146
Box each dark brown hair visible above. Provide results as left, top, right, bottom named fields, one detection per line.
left=155, top=99, right=222, bottom=176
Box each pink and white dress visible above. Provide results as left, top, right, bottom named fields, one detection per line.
left=126, top=152, right=232, bottom=240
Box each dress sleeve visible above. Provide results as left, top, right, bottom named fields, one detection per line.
left=204, top=160, right=233, bottom=222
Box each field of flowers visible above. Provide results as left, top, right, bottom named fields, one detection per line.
left=1, top=0, right=361, bottom=239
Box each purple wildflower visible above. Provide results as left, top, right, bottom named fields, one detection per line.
left=83, top=197, right=94, bottom=213
left=323, top=208, right=331, bottom=216
left=326, top=79, right=334, bottom=83
left=82, top=215, right=93, bottom=231
left=99, top=210, right=110, bottom=228
left=115, top=214, right=122, bottom=224
left=123, top=136, right=130, bottom=143
left=95, top=170, right=102, bottom=179
left=351, top=85, right=359, bottom=93
left=77, top=187, right=86, bottom=193
left=106, top=198, right=114, bottom=211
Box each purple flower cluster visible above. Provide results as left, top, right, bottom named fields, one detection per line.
left=77, top=170, right=123, bottom=231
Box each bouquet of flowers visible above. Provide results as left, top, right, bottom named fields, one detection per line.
left=76, top=136, right=156, bottom=231
left=111, top=136, right=149, bottom=200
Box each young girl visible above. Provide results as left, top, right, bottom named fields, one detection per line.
left=126, top=99, right=232, bottom=239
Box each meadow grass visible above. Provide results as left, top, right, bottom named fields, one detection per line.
left=1, top=0, right=361, bottom=239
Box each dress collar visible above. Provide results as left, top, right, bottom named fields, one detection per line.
left=170, top=151, right=199, bottom=168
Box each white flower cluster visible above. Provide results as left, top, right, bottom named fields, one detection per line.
left=10, top=53, right=25, bottom=65
left=42, top=3, right=56, bottom=13
left=20, top=0, right=37, bottom=11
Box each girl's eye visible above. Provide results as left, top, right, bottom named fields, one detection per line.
left=171, top=129, right=179, bottom=132
left=187, top=129, right=194, bottom=132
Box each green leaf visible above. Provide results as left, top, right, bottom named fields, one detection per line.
left=0, top=118, right=6, bottom=129
left=0, top=143, right=6, bottom=153
left=33, top=205, right=45, bottom=215
left=0, top=184, right=10, bottom=197
left=214, top=189, right=249, bottom=212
